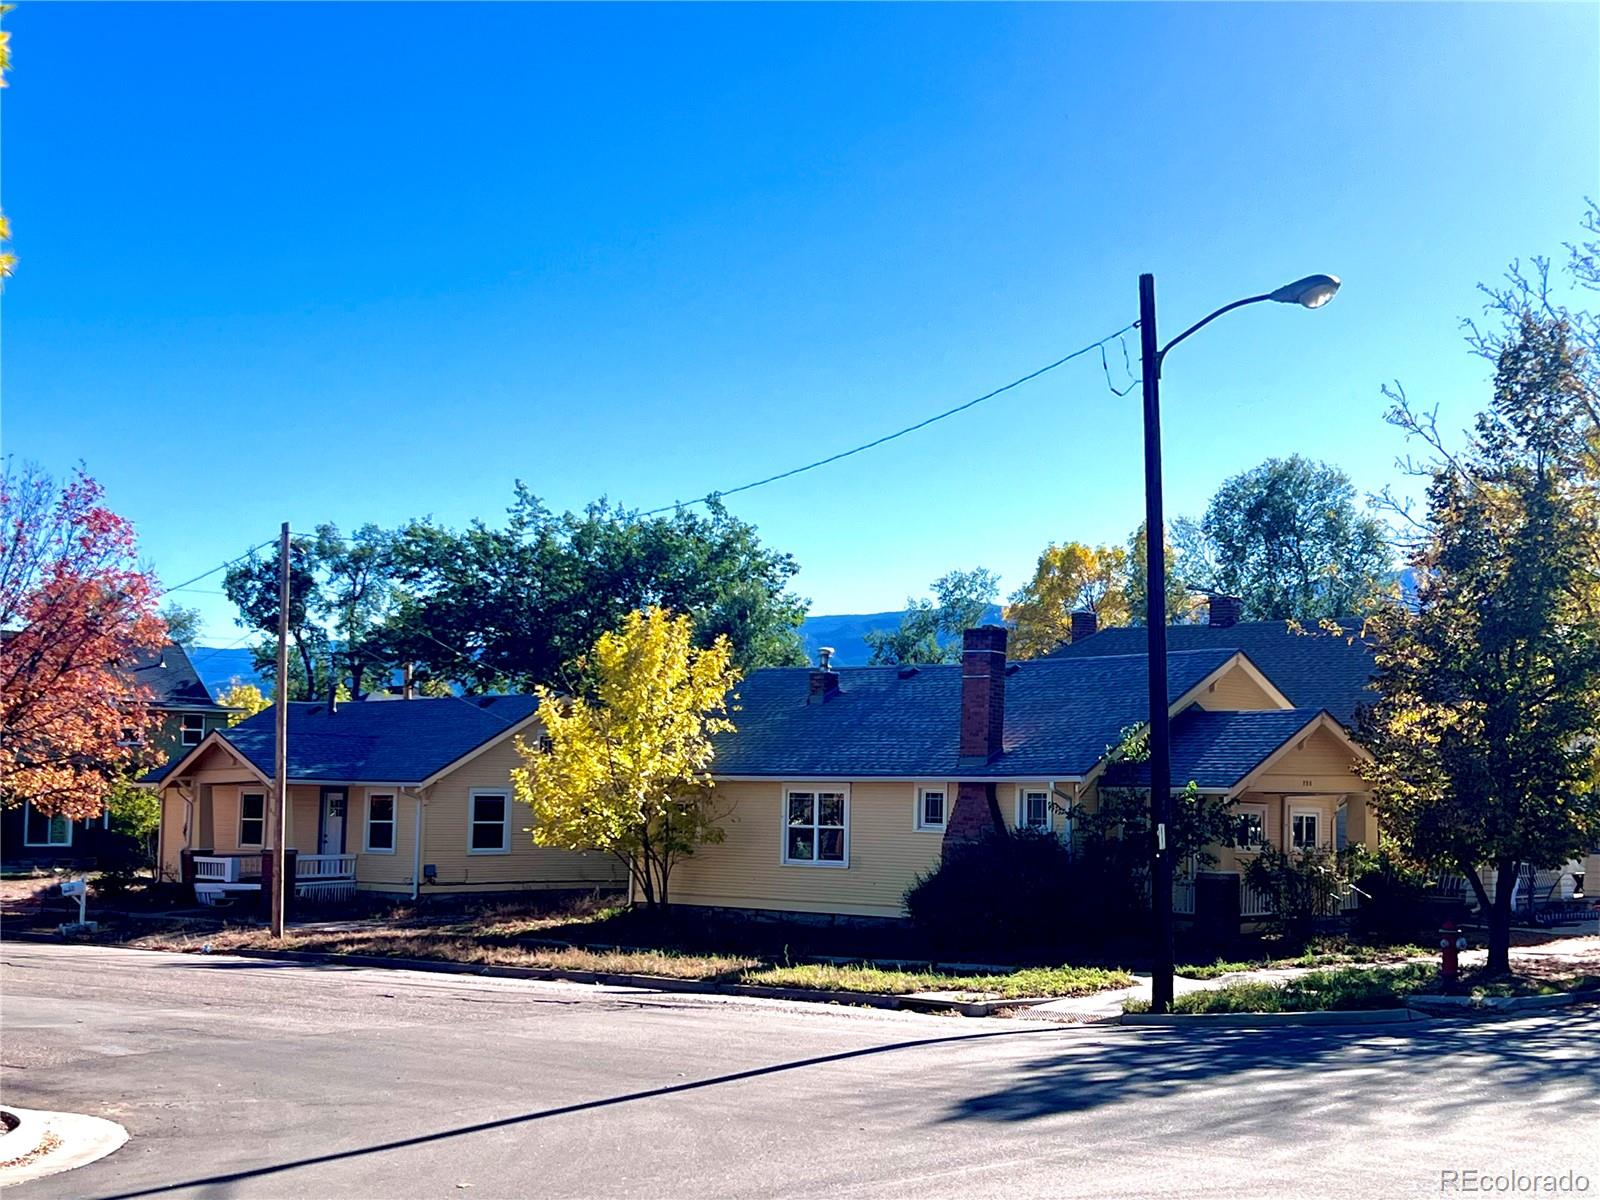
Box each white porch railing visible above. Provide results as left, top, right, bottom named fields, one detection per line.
left=193, top=855, right=264, bottom=883
left=1241, top=879, right=1275, bottom=919
left=295, top=854, right=356, bottom=881
left=1173, top=876, right=1196, bottom=915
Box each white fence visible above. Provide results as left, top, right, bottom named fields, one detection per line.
left=295, top=854, right=356, bottom=881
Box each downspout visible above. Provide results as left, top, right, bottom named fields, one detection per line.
left=411, top=794, right=422, bottom=901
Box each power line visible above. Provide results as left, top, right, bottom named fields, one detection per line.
left=161, top=538, right=277, bottom=596
left=639, top=321, right=1138, bottom=517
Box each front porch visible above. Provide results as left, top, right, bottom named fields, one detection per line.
left=188, top=851, right=358, bottom=907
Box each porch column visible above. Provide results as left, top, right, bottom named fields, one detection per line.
left=195, top=782, right=216, bottom=850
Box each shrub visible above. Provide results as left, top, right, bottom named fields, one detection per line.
left=904, top=829, right=1077, bottom=956
left=1349, top=850, right=1435, bottom=941
left=1243, top=845, right=1358, bottom=944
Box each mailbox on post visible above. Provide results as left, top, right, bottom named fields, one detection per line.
left=58, top=878, right=96, bottom=935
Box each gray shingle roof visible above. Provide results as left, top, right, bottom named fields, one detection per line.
left=1100, top=707, right=1329, bottom=790
left=1047, top=620, right=1375, bottom=726
left=712, top=649, right=1243, bottom=779
left=126, top=643, right=228, bottom=711
left=169, top=694, right=539, bottom=784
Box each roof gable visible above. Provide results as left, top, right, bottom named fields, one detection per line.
left=1048, top=619, right=1376, bottom=726
left=712, top=649, right=1243, bottom=779
left=126, top=642, right=227, bottom=711
left=214, top=695, right=540, bottom=784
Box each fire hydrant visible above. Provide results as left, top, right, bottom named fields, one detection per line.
left=1439, top=921, right=1468, bottom=985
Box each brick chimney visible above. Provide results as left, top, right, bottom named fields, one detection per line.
left=944, top=627, right=1009, bottom=854
left=1070, top=610, right=1099, bottom=643
left=807, top=646, right=840, bottom=703
left=1208, top=594, right=1243, bottom=629
left=958, top=626, right=1007, bottom=761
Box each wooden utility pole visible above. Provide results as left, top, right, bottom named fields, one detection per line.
left=270, top=522, right=290, bottom=937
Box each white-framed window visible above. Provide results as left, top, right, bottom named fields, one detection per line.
left=1290, top=808, right=1321, bottom=852
left=180, top=714, right=206, bottom=746
left=468, top=790, right=511, bottom=854
left=365, top=793, right=397, bottom=854
left=1235, top=802, right=1268, bottom=851
left=23, top=802, right=72, bottom=848
left=915, top=785, right=946, bottom=832
left=238, top=792, right=266, bottom=847
left=782, top=785, right=849, bottom=867
left=1017, top=786, right=1051, bottom=832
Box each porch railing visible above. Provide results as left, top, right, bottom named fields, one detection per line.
left=193, top=855, right=263, bottom=883
left=295, top=854, right=356, bottom=881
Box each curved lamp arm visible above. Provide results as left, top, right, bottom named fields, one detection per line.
left=1153, top=274, right=1341, bottom=376
left=1155, top=294, right=1271, bottom=374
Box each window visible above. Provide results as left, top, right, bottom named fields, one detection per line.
left=180, top=714, right=206, bottom=746
left=23, top=803, right=72, bottom=848
left=1235, top=803, right=1267, bottom=851
left=915, top=786, right=946, bottom=831
left=1291, top=809, right=1321, bottom=852
left=783, top=786, right=848, bottom=866
left=366, top=794, right=397, bottom=853
left=238, top=792, right=266, bottom=846
left=469, top=790, right=510, bottom=854
left=1018, top=787, right=1051, bottom=831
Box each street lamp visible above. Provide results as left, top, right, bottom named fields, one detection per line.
left=1138, top=271, right=1340, bottom=1013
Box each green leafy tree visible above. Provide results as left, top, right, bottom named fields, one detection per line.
left=158, top=603, right=204, bottom=647
left=1180, top=456, right=1393, bottom=621
left=511, top=607, right=740, bottom=910
left=1125, top=521, right=1202, bottom=626
left=865, top=568, right=999, bottom=666
left=1362, top=312, right=1600, bottom=975
left=223, top=538, right=328, bottom=699
left=387, top=489, right=806, bottom=691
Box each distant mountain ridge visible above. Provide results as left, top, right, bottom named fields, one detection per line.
left=797, top=604, right=1004, bottom=667
left=187, top=606, right=1001, bottom=696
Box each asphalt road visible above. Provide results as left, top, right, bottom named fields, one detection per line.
left=3, top=942, right=1597, bottom=1200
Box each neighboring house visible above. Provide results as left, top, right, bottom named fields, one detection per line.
left=150, top=694, right=625, bottom=904
left=1045, top=596, right=1378, bottom=728
left=666, top=610, right=1378, bottom=924
left=2, top=641, right=233, bottom=870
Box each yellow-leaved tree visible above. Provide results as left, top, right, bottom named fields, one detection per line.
left=512, top=606, right=740, bottom=910
left=1003, top=542, right=1130, bottom=660
left=216, top=681, right=272, bottom=725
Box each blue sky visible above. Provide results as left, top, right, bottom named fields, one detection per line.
left=5, top=3, right=1596, bottom=643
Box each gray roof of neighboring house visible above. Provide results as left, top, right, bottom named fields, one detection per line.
left=1100, top=707, right=1330, bottom=791
left=126, top=642, right=230, bottom=712
left=1046, top=619, right=1376, bottom=727
left=711, top=649, right=1243, bottom=780
left=151, top=694, right=540, bottom=784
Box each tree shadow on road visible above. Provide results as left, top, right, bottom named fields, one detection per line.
left=83, top=1024, right=1057, bottom=1200
left=945, top=1010, right=1600, bottom=1138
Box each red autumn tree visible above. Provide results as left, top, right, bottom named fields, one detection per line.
left=0, top=462, right=166, bottom=818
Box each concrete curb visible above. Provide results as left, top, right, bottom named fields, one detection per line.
left=1121, top=1007, right=1425, bottom=1028
left=1406, top=990, right=1600, bottom=1014
left=219, top=946, right=1075, bottom=1017
left=0, top=1107, right=128, bottom=1187
left=0, top=1107, right=47, bottom=1166
left=18, top=937, right=1079, bottom=1018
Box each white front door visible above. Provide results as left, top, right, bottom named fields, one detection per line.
left=321, top=790, right=347, bottom=855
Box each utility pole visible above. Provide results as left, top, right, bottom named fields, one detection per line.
left=270, top=522, right=290, bottom=938
left=1138, top=274, right=1175, bottom=1014
left=1134, top=269, right=1342, bottom=1014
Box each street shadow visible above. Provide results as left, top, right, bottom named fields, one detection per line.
left=944, top=1010, right=1600, bottom=1137
left=85, top=1025, right=1057, bottom=1200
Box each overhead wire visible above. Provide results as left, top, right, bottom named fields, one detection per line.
left=639, top=320, right=1138, bottom=517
